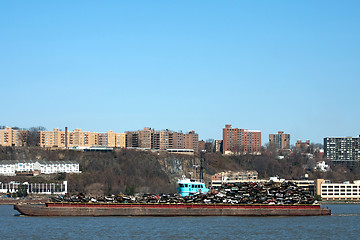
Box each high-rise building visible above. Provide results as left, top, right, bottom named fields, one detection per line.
left=198, top=140, right=206, bottom=152
left=215, top=140, right=223, bottom=153
left=183, top=130, right=199, bottom=152
left=0, top=127, right=28, bottom=147
left=324, top=136, right=360, bottom=163
left=222, top=124, right=261, bottom=154
left=269, top=131, right=290, bottom=149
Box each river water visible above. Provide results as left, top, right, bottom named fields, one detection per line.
left=1, top=204, right=359, bottom=239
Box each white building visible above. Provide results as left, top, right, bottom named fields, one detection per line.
left=0, top=160, right=16, bottom=176
left=211, top=170, right=258, bottom=187
left=314, top=161, right=330, bottom=172
left=0, top=181, right=68, bottom=194
left=0, top=160, right=80, bottom=176
left=316, top=179, right=360, bottom=201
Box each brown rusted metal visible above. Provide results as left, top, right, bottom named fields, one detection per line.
left=14, top=203, right=331, bottom=217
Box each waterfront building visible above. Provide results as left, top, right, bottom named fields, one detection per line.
left=269, top=131, right=290, bottom=149
left=288, top=179, right=315, bottom=195
left=0, top=160, right=80, bottom=176
left=222, top=124, right=261, bottom=155
left=167, top=149, right=194, bottom=155
left=316, top=179, right=360, bottom=201
left=0, top=127, right=28, bottom=147
left=324, top=136, right=360, bottom=163
left=211, top=170, right=258, bottom=187
left=0, top=181, right=68, bottom=195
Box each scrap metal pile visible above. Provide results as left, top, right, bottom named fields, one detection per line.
left=49, top=181, right=315, bottom=205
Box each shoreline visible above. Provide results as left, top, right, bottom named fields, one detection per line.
left=1, top=199, right=360, bottom=205
left=0, top=198, right=47, bottom=205
left=321, top=201, right=360, bottom=204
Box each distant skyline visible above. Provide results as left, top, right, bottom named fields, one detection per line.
left=1, top=1, right=359, bottom=145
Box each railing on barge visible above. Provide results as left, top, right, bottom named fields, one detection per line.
left=46, top=202, right=327, bottom=210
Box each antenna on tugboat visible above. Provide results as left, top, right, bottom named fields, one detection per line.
left=200, top=150, right=206, bottom=182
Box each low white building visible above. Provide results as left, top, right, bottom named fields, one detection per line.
left=0, top=160, right=80, bottom=176
left=211, top=170, right=258, bottom=187
left=0, top=181, right=68, bottom=194
left=316, top=179, right=360, bottom=201
left=36, top=160, right=80, bottom=174
left=0, top=160, right=16, bottom=176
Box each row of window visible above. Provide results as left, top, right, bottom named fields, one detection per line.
left=179, top=184, right=204, bottom=188
left=323, top=193, right=359, bottom=195
left=322, top=186, right=359, bottom=189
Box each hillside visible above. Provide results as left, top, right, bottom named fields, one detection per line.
left=1, top=146, right=359, bottom=194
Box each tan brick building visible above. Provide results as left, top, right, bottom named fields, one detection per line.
left=40, top=128, right=125, bottom=148
left=269, top=131, right=290, bottom=149
left=198, top=140, right=205, bottom=151
left=222, top=124, right=261, bottom=155
left=39, top=128, right=66, bottom=148
left=0, top=127, right=28, bottom=147
left=106, top=131, right=126, bottom=148
left=125, top=128, right=199, bottom=151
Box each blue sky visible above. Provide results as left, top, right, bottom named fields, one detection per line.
left=1, top=1, right=359, bottom=145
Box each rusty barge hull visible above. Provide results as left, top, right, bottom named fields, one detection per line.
left=14, top=203, right=331, bottom=216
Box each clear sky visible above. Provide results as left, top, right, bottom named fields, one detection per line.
left=1, top=1, right=359, bottom=145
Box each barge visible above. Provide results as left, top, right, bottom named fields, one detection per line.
left=14, top=202, right=331, bottom=216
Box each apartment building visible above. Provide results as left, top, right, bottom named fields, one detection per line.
left=106, top=131, right=126, bottom=148
left=125, top=128, right=199, bottom=151
left=40, top=128, right=125, bottom=148
left=184, top=131, right=199, bottom=151
left=222, top=124, right=261, bottom=155
left=324, top=136, right=360, bottom=163
left=269, top=131, right=290, bottom=149
left=0, top=127, right=28, bottom=147
left=215, top=140, right=223, bottom=153
left=295, top=140, right=310, bottom=150
left=198, top=140, right=205, bottom=152
left=126, top=127, right=152, bottom=149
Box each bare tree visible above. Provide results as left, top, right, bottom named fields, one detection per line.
left=27, top=126, right=46, bottom=146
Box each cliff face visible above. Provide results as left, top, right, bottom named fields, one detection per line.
left=3, top=146, right=356, bottom=194
left=0, top=147, right=209, bottom=194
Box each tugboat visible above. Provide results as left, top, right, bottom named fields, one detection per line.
left=177, top=151, right=209, bottom=197
left=177, top=176, right=209, bottom=197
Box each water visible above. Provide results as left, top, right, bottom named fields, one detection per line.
left=1, top=204, right=360, bottom=239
